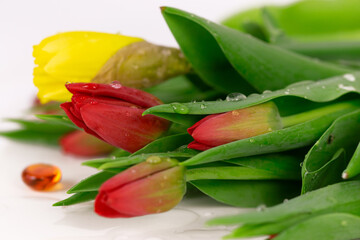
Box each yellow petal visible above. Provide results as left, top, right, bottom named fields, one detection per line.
left=33, top=31, right=143, bottom=103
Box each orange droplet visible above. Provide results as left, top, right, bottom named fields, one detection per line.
left=22, top=163, right=62, bottom=191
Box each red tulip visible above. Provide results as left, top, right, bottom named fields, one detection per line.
left=60, top=82, right=170, bottom=153
left=188, top=102, right=282, bottom=151
left=95, top=156, right=186, bottom=218
left=60, top=130, right=115, bottom=157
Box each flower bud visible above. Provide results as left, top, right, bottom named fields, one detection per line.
left=60, top=82, right=170, bottom=153
left=92, top=41, right=192, bottom=88
left=188, top=102, right=282, bottom=150
left=95, top=156, right=186, bottom=218
left=33, top=31, right=142, bottom=103
left=60, top=130, right=115, bottom=157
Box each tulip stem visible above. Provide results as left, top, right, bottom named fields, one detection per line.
left=281, top=100, right=360, bottom=128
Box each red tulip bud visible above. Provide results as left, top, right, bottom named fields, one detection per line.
left=59, top=130, right=115, bottom=157
left=188, top=102, right=282, bottom=150
left=60, top=82, right=170, bottom=153
left=95, top=156, right=186, bottom=218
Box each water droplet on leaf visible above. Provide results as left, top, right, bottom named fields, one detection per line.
left=226, top=93, right=246, bottom=102
left=171, top=103, right=189, bottom=114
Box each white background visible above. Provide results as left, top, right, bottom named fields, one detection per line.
left=0, top=0, right=294, bottom=239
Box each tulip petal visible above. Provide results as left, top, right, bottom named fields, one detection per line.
left=79, top=103, right=169, bottom=152
left=99, top=159, right=178, bottom=193
left=94, top=191, right=133, bottom=218
left=99, top=167, right=185, bottom=217
left=60, top=130, right=114, bottom=157
left=187, top=114, right=220, bottom=135
left=187, top=141, right=212, bottom=151
left=60, top=102, right=105, bottom=141
left=66, top=83, right=163, bottom=108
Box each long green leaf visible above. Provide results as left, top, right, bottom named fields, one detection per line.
left=186, top=166, right=300, bottom=181
left=161, top=7, right=349, bottom=94
left=207, top=180, right=360, bottom=226
left=343, top=142, right=360, bottom=179
left=190, top=180, right=299, bottom=208
left=302, top=110, right=360, bottom=193
left=145, top=73, right=360, bottom=116
left=274, top=213, right=360, bottom=240
left=67, top=171, right=118, bottom=194
left=53, top=191, right=98, bottom=206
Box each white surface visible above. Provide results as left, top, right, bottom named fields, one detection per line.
left=0, top=0, right=294, bottom=239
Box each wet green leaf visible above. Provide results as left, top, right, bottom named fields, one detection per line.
left=53, top=191, right=98, bottom=206
left=145, top=73, right=360, bottom=116
left=161, top=7, right=348, bottom=94
left=208, top=180, right=360, bottom=226
left=302, top=110, right=360, bottom=193
left=190, top=180, right=299, bottom=207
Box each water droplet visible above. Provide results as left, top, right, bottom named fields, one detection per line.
left=226, top=93, right=246, bottom=102
left=110, top=81, right=122, bottom=89
left=284, top=90, right=290, bottom=95
left=131, top=169, right=137, bottom=174
left=171, top=103, right=189, bottom=114
left=306, top=86, right=310, bottom=90
left=256, top=204, right=266, bottom=212
left=262, top=90, right=272, bottom=94
left=283, top=198, right=289, bottom=203
left=300, top=162, right=303, bottom=167
left=248, top=93, right=260, bottom=98
left=338, top=84, right=355, bottom=91
left=232, top=110, right=240, bottom=116
left=124, top=133, right=130, bottom=137
left=249, top=139, right=255, bottom=143
left=89, top=100, right=98, bottom=105
left=341, top=220, right=348, bottom=226
left=322, top=86, right=326, bottom=89
left=83, top=84, right=98, bottom=90
left=146, top=156, right=162, bottom=164
left=65, top=81, right=73, bottom=85
left=200, top=104, right=207, bottom=109
left=216, top=98, right=223, bottom=101
left=111, top=156, right=116, bottom=160
left=343, top=73, right=356, bottom=82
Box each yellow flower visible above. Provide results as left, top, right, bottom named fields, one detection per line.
left=33, top=31, right=143, bottom=103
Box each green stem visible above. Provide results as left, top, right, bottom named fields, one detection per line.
left=282, top=100, right=360, bottom=128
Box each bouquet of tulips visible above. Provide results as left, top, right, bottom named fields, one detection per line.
left=3, top=0, right=360, bottom=239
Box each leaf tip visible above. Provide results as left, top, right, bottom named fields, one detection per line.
left=342, top=172, right=349, bottom=179
left=160, top=6, right=167, bottom=12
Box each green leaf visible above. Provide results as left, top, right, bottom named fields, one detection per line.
left=186, top=166, right=300, bottom=181
left=343, top=142, right=360, bottom=179
left=226, top=214, right=310, bottom=239
left=83, top=133, right=196, bottom=169
left=97, top=151, right=196, bottom=170
left=145, top=73, right=360, bottom=116
left=132, top=133, right=194, bottom=155
left=67, top=171, right=118, bottom=194
left=302, top=110, right=360, bottom=193
left=0, top=130, right=65, bottom=146
left=190, top=180, right=299, bottom=208
left=181, top=106, right=356, bottom=166
left=5, top=119, right=73, bottom=133
left=53, top=191, right=98, bottom=206
left=274, top=213, right=360, bottom=240
left=207, top=180, right=360, bottom=226
left=161, top=7, right=349, bottom=94
left=145, top=75, right=221, bottom=103
left=36, top=114, right=79, bottom=129
left=225, top=153, right=302, bottom=180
